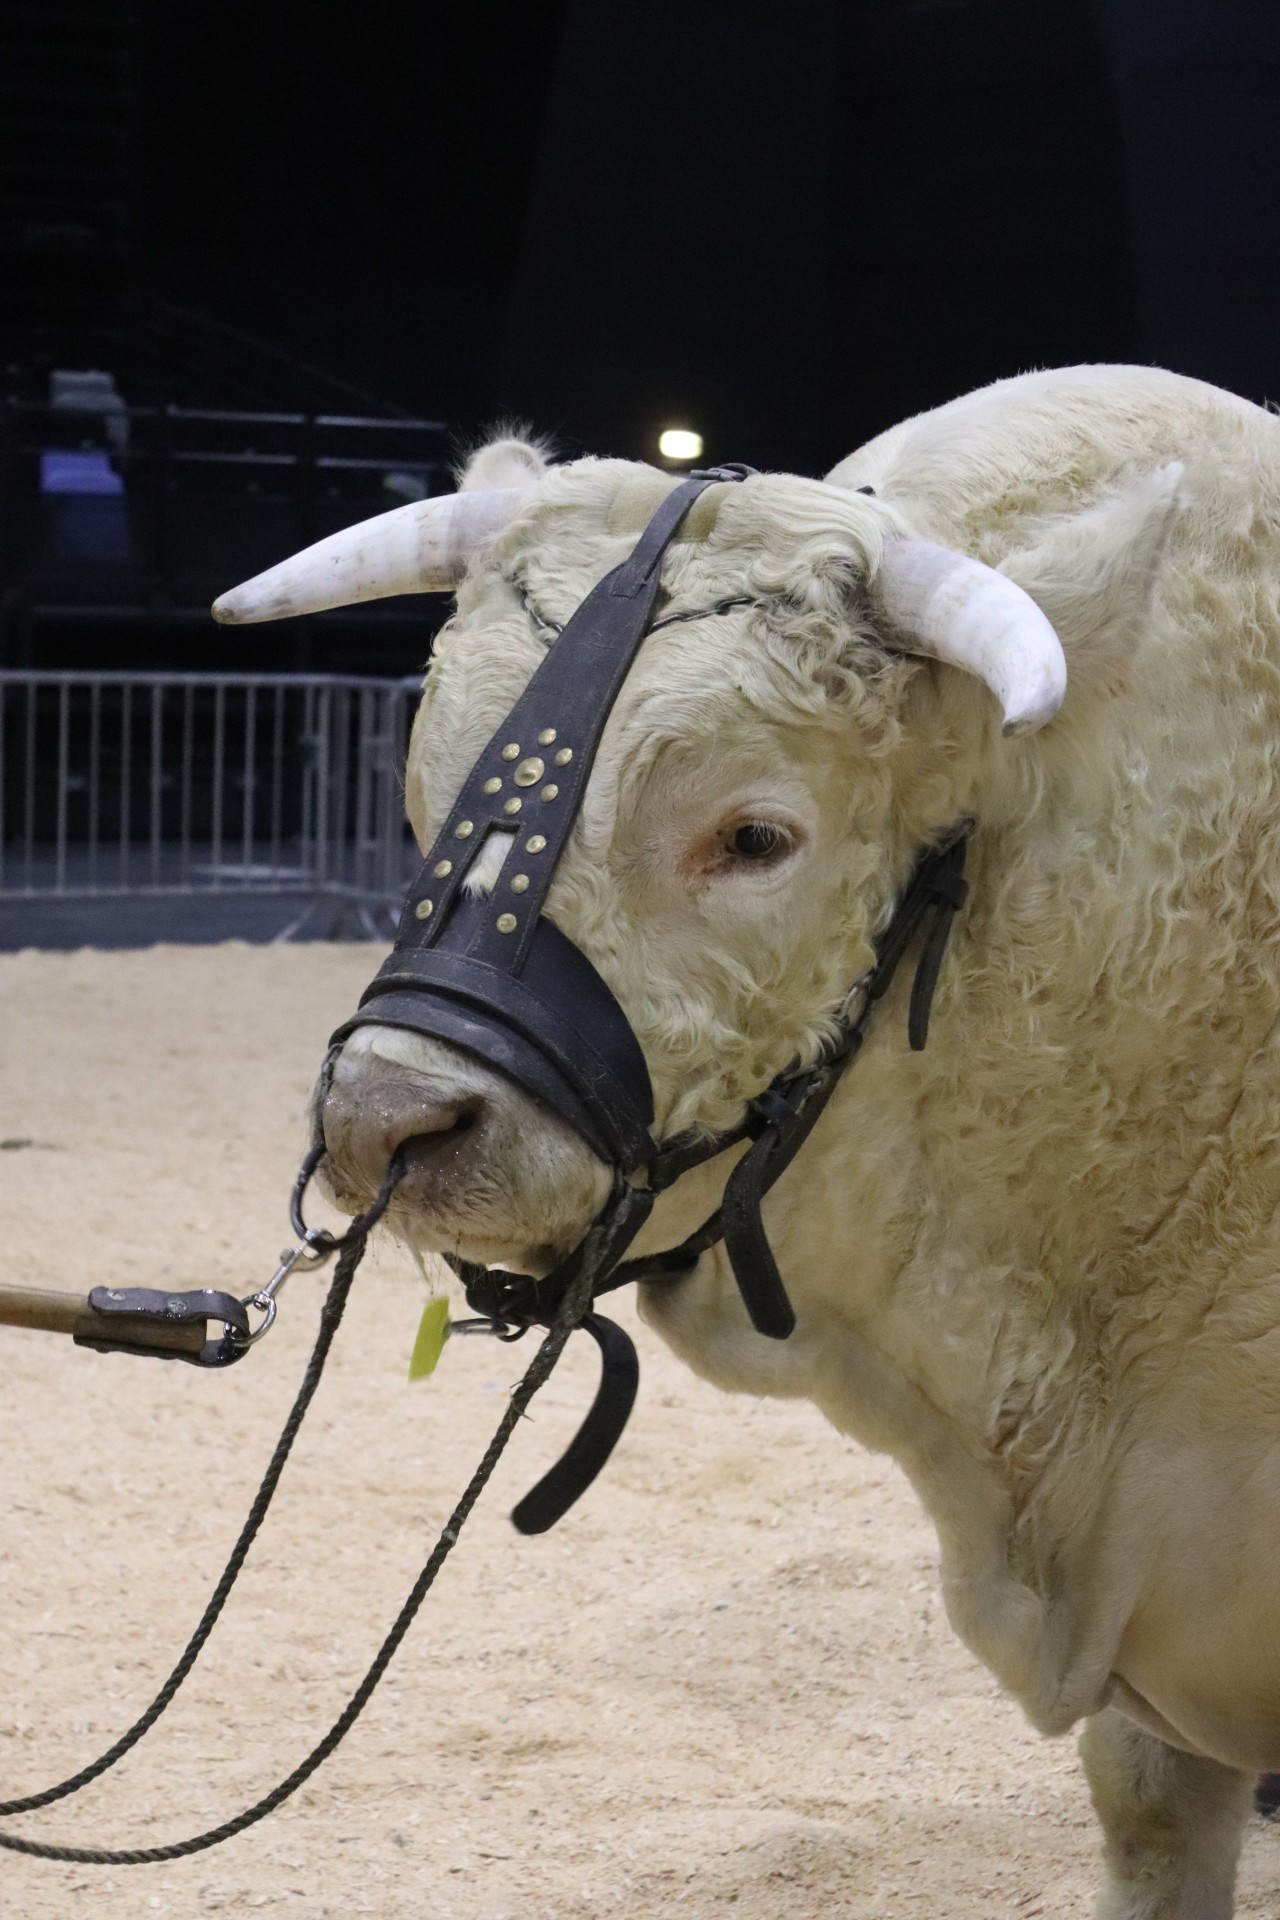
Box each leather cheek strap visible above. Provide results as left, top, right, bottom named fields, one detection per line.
left=717, top=839, right=969, bottom=1338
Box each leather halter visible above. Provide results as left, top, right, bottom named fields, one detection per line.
left=328, top=468, right=971, bottom=1529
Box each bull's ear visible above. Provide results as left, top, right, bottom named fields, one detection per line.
left=998, top=464, right=1186, bottom=700
left=458, top=434, right=550, bottom=493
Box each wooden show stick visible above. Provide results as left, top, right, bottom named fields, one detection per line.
left=0, top=1283, right=208, bottom=1356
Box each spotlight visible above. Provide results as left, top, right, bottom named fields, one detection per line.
left=658, top=428, right=703, bottom=462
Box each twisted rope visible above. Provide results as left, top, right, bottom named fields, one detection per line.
left=0, top=1235, right=364, bottom=1825
left=0, top=1204, right=596, bottom=1865
left=0, top=1155, right=405, bottom=1826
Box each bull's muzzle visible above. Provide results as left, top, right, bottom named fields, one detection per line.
left=320, top=1047, right=487, bottom=1217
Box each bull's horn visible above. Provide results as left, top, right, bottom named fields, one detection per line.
left=211, top=488, right=526, bottom=625
left=874, top=540, right=1067, bottom=736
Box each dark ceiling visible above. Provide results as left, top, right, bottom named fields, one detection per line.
left=9, top=0, right=1279, bottom=474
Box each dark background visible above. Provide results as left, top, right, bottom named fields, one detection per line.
left=3, top=0, right=1279, bottom=672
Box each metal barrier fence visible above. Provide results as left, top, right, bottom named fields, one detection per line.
left=0, top=671, right=423, bottom=937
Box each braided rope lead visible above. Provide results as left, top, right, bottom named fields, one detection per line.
left=0, top=1240, right=362, bottom=1824
left=0, top=1210, right=598, bottom=1865
left=0, top=1155, right=404, bottom=1826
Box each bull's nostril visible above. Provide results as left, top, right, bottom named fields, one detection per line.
left=320, top=1054, right=491, bottom=1211
left=390, top=1100, right=485, bottom=1168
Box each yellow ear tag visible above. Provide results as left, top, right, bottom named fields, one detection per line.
left=408, top=1296, right=451, bottom=1382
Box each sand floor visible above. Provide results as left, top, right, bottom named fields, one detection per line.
left=2, top=941, right=1279, bottom=1920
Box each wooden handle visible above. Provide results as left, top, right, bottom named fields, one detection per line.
left=0, top=1284, right=207, bottom=1355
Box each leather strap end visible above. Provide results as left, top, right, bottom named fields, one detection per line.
left=510, top=1313, right=640, bottom=1533
left=720, top=1135, right=798, bottom=1340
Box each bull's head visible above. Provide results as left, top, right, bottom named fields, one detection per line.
left=214, top=438, right=1071, bottom=1281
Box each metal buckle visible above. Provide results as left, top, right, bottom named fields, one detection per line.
left=836, top=967, right=876, bottom=1026
left=449, top=1316, right=528, bottom=1342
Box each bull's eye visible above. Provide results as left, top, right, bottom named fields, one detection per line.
left=728, top=821, right=789, bottom=863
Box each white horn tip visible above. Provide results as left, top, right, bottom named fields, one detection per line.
left=1002, top=707, right=1055, bottom=738
left=211, top=584, right=298, bottom=625
left=999, top=657, right=1068, bottom=736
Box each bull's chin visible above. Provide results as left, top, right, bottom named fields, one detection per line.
left=397, top=1209, right=588, bottom=1280
left=319, top=1160, right=602, bottom=1275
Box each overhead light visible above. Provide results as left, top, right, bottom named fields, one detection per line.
left=658, top=428, right=703, bottom=462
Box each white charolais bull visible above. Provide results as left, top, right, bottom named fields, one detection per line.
left=216, top=366, right=1280, bottom=1920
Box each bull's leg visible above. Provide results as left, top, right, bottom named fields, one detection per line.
left=1078, top=1708, right=1251, bottom=1920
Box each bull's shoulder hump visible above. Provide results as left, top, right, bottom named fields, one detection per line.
left=826, top=364, right=1278, bottom=511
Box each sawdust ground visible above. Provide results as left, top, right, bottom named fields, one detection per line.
left=2, top=941, right=1278, bottom=1920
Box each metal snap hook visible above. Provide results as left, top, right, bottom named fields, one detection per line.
left=231, top=1228, right=338, bottom=1347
